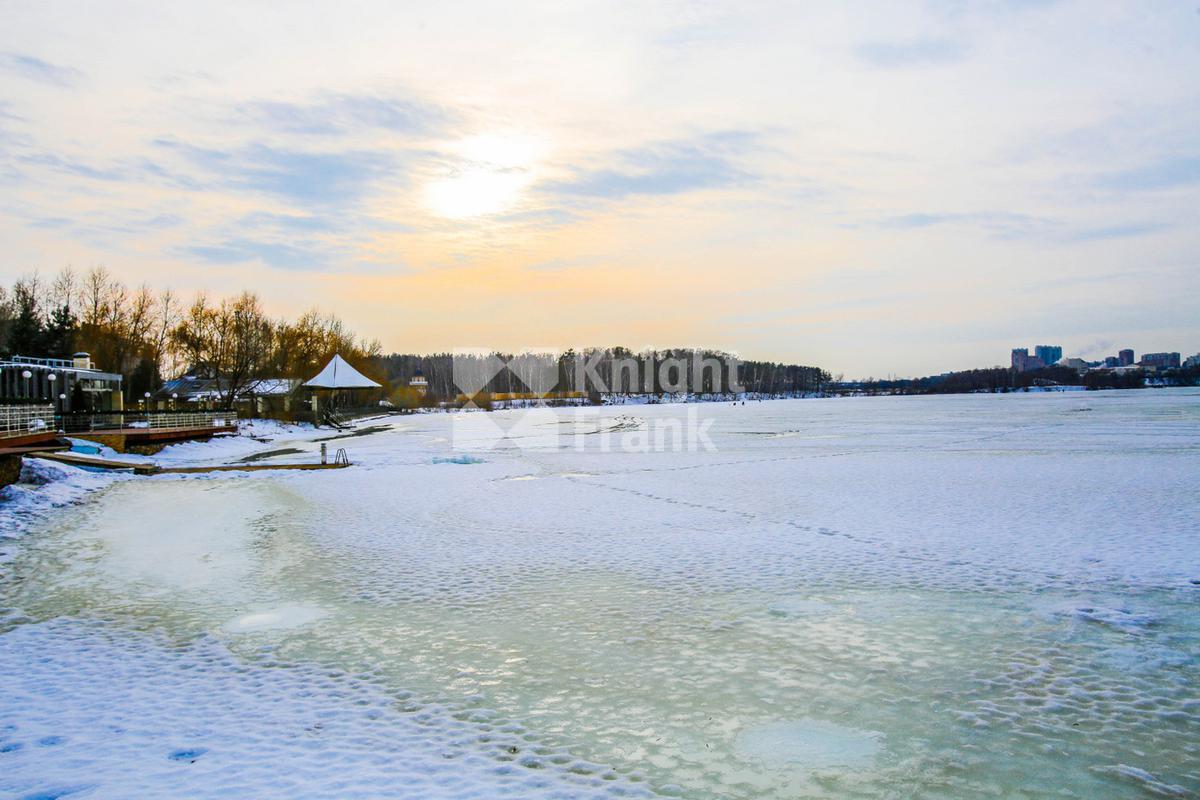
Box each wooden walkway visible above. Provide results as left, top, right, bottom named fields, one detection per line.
left=0, top=442, right=69, bottom=458
left=1, top=424, right=236, bottom=456
left=70, top=424, right=238, bottom=453
left=31, top=451, right=350, bottom=475
left=0, top=430, right=65, bottom=451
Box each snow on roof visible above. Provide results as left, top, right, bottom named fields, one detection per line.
left=303, top=354, right=381, bottom=389
left=244, top=378, right=299, bottom=396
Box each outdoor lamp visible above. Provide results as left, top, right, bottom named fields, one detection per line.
left=21, top=369, right=31, bottom=379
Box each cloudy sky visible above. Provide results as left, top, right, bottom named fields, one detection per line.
left=1, top=1, right=1197, bottom=376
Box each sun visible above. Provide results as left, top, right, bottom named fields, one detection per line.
left=425, top=167, right=528, bottom=219
left=424, top=133, right=542, bottom=219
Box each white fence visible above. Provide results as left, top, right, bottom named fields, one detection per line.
left=133, top=412, right=231, bottom=430
left=0, top=404, right=56, bottom=439
left=64, top=410, right=233, bottom=432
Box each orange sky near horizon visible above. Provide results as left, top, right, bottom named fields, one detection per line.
left=1, top=1, right=1197, bottom=376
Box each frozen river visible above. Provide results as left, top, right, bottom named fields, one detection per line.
left=1, top=390, right=1198, bottom=798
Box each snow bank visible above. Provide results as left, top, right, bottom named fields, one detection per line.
left=0, top=459, right=123, bottom=562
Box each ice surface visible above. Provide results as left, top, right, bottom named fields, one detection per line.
left=224, top=605, right=327, bottom=632
left=734, top=720, right=881, bottom=769
left=1, top=390, right=1198, bottom=798
left=0, top=618, right=655, bottom=799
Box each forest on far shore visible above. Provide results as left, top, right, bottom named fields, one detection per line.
left=842, top=363, right=1199, bottom=395
left=1, top=268, right=832, bottom=408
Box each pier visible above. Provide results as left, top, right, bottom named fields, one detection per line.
left=30, top=451, right=350, bottom=475
left=61, top=411, right=238, bottom=454
left=1, top=405, right=244, bottom=489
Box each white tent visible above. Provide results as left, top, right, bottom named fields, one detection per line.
left=303, top=354, right=381, bottom=389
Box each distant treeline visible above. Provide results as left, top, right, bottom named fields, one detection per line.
left=378, top=348, right=831, bottom=402
left=845, top=364, right=1199, bottom=395
left=3, top=268, right=831, bottom=409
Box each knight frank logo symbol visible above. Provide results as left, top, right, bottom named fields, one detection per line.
left=451, top=349, right=560, bottom=405
left=448, top=348, right=725, bottom=453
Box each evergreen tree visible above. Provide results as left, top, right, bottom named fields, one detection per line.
left=42, top=304, right=78, bottom=358
left=6, top=282, right=44, bottom=356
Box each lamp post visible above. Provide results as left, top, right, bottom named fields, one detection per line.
left=171, top=392, right=178, bottom=412
left=47, top=373, right=57, bottom=422
left=21, top=369, right=32, bottom=400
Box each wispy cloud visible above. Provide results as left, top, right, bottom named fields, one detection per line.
left=1096, top=156, right=1200, bottom=192
left=0, top=102, right=22, bottom=123
left=236, top=211, right=342, bottom=234
left=525, top=255, right=605, bottom=273
left=156, top=139, right=398, bottom=206
left=855, top=38, right=969, bottom=68
left=497, top=207, right=579, bottom=228
left=542, top=132, right=755, bottom=201
left=12, top=149, right=203, bottom=191
left=179, top=238, right=327, bottom=270
left=235, top=92, right=447, bottom=137
left=0, top=52, right=81, bottom=87
left=870, top=211, right=1169, bottom=244
left=1060, top=223, right=1168, bottom=243
left=872, top=211, right=1052, bottom=239
left=17, top=152, right=125, bottom=181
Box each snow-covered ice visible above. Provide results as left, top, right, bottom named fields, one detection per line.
left=1, top=389, right=1198, bottom=798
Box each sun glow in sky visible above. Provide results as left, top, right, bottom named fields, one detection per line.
left=0, top=1, right=1197, bottom=376
left=424, top=133, right=542, bottom=218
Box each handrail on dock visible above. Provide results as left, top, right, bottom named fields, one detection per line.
left=1, top=405, right=236, bottom=439
left=60, top=410, right=234, bottom=433
left=0, top=404, right=55, bottom=439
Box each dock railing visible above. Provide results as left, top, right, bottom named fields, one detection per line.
left=0, top=403, right=56, bottom=438
left=59, top=410, right=233, bottom=434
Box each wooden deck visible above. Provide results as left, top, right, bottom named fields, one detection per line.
left=32, top=451, right=159, bottom=474
left=31, top=451, right=349, bottom=474
left=0, top=441, right=69, bottom=458
left=1, top=424, right=237, bottom=455
left=0, top=430, right=65, bottom=451
left=69, top=424, right=238, bottom=453
left=159, top=462, right=350, bottom=474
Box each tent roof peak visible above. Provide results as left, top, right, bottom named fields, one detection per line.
left=303, top=354, right=381, bottom=389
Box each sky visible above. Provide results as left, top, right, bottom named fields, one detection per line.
left=0, top=1, right=1197, bottom=378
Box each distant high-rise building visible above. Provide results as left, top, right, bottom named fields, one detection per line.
left=1139, top=352, right=1181, bottom=370
left=1011, top=348, right=1045, bottom=372
left=1118, top=349, right=1134, bottom=366
left=1104, top=356, right=1119, bottom=368
left=1034, top=345, right=1062, bottom=366
left=1185, top=353, right=1200, bottom=369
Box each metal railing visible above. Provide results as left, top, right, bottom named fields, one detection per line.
left=142, top=411, right=232, bottom=430
left=2, top=355, right=95, bottom=371
left=59, top=410, right=234, bottom=433
left=0, top=404, right=56, bottom=439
